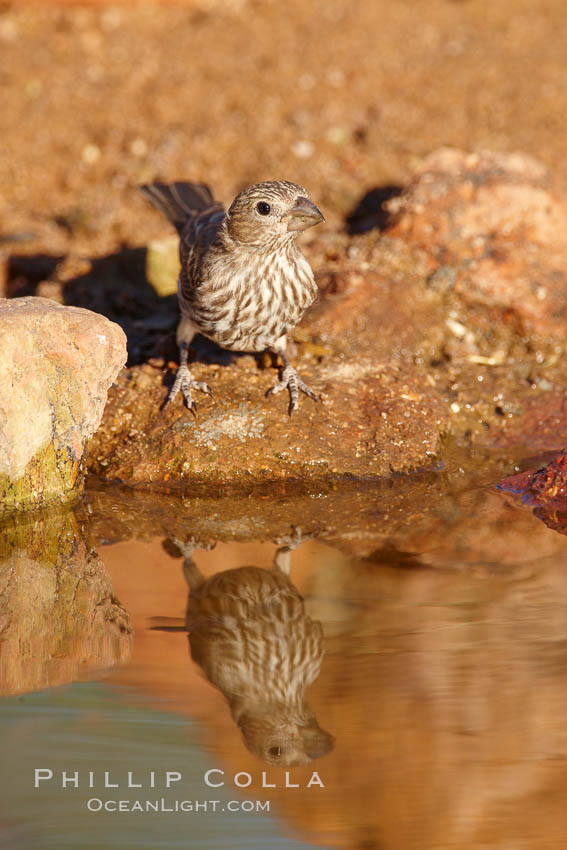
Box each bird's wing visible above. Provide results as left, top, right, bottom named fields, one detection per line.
left=179, top=203, right=226, bottom=298
left=139, top=181, right=216, bottom=234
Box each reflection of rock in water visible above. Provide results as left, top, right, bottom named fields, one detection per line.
left=169, top=538, right=334, bottom=766
left=0, top=507, right=132, bottom=696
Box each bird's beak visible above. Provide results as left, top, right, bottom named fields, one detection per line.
left=286, top=197, right=325, bottom=232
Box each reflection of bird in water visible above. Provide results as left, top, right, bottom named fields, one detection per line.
left=163, top=535, right=334, bottom=766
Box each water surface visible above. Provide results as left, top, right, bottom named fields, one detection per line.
left=2, top=476, right=567, bottom=849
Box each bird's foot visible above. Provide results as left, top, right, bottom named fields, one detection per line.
left=165, top=536, right=217, bottom=560
left=164, top=364, right=213, bottom=414
left=274, top=525, right=312, bottom=550
left=266, top=364, right=319, bottom=415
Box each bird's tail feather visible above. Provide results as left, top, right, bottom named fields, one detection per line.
left=139, top=181, right=215, bottom=234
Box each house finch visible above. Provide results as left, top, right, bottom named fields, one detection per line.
left=139, top=180, right=325, bottom=414
left=164, top=536, right=334, bottom=766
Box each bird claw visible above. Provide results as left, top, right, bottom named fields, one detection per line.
left=267, top=365, right=319, bottom=415
left=274, top=525, right=313, bottom=549
left=164, top=364, right=213, bottom=413
left=190, top=381, right=214, bottom=397
left=169, top=536, right=217, bottom=558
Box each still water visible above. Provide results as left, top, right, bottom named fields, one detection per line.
left=2, top=473, right=567, bottom=849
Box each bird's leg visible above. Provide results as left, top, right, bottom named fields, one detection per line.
left=170, top=537, right=208, bottom=630
left=266, top=338, right=319, bottom=416
left=182, top=552, right=205, bottom=593
left=273, top=545, right=293, bottom=576
left=165, top=319, right=213, bottom=413
left=273, top=526, right=306, bottom=575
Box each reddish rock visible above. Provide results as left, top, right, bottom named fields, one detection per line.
left=498, top=451, right=567, bottom=536
left=86, top=352, right=448, bottom=489
left=499, top=451, right=567, bottom=508
left=387, top=148, right=567, bottom=338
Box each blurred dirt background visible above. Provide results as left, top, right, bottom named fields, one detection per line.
left=1, top=0, right=567, bottom=259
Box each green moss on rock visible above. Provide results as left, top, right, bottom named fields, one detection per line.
left=0, top=441, right=82, bottom=513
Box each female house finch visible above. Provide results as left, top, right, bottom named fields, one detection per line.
left=140, top=180, right=325, bottom=414
left=163, top=537, right=334, bottom=766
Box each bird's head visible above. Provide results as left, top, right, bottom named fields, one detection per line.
left=237, top=706, right=335, bottom=766
left=226, top=180, right=325, bottom=246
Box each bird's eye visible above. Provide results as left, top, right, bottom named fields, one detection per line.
left=256, top=202, right=271, bottom=216
left=268, top=746, right=282, bottom=758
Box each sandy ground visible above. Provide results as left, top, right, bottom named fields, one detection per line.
left=1, top=0, right=567, bottom=262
